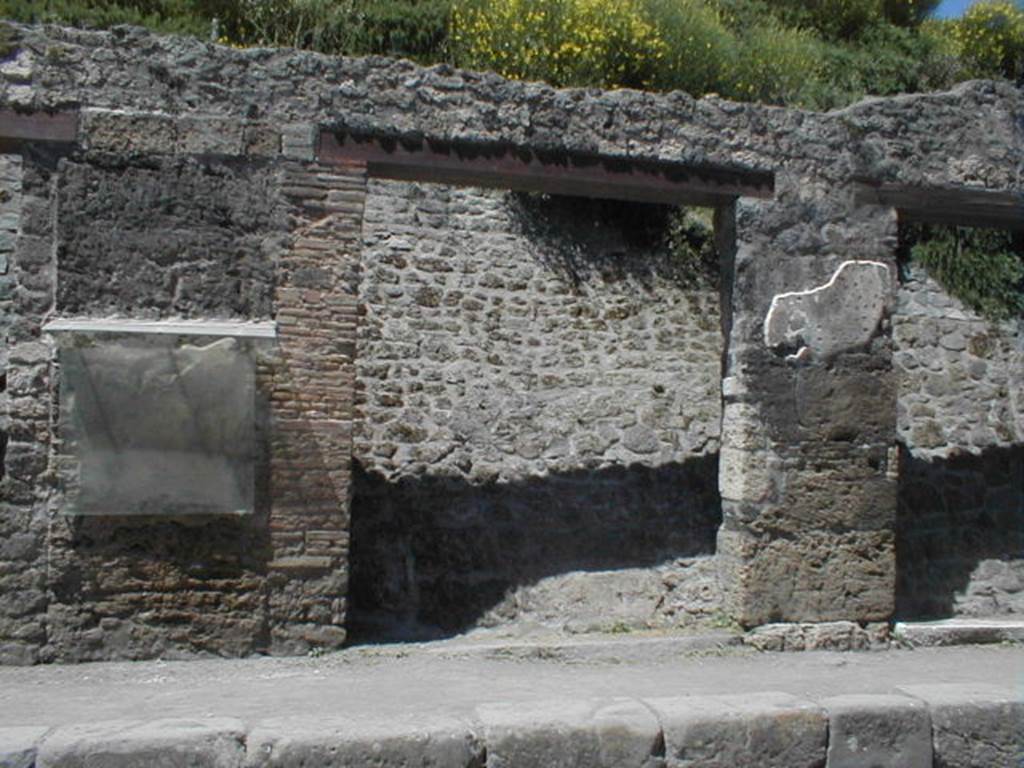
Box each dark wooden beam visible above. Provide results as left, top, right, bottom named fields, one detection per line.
left=855, top=180, right=1024, bottom=231
left=0, top=110, right=78, bottom=153
left=319, top=132, right=774, bottom=207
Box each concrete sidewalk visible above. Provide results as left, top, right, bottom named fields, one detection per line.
left=1, top=633, right=1022, bottom=767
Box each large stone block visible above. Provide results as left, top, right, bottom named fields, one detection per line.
left=36, top=718, right=246, bottom=768
left=647, top=692, right=826, bottom=768
left=759, top=467, right=896, bottom=534
left=898, top=684, right=1024, bottom=768
left=749, top=358, right=896, bottom=448
left=477, top=697, right=663, bottom=768
left=763, top=260, right=891, bottom=363
left=718, top=526, right=895, bottom=625
left=822, top=694, right=931, bottom=768
left=246, top=714, right=481, bottom=768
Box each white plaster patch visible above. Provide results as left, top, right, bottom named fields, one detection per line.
left=764, top=260, right=890, bottom=362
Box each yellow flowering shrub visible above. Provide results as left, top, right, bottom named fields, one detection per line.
left=946, top=1, right=1024, bottom=80
left=451, top=0, right=669, bottom=89
left=452, top=0, right=823, bottom=102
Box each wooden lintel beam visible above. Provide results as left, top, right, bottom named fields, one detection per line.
left=855, top=181, right=1024, bottom=231
left=0, top=109, right=78, bottom=152
left=318, top=132, right=774, bottom=206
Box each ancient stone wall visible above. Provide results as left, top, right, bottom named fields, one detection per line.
left=0, top=21, right=1020, bottom=661
left=351, top=180, right=722, bottom=635
left=895, top=265, right=1024, bottom=618
left=0, top=122, right=364, bottom=663
left=0, top=152, right=31, bottom=664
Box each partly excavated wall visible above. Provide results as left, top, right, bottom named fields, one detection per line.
left=0, top=21, right=1020, bottom=662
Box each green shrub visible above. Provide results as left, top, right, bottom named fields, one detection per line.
left=643, top=0, right=734, bottom=95
left=764, top=0, right=883, bottom=40
left=664, top=206, right=719, bottom=289
left=906, top=224, right=1024, bottom=321
left=882, top=0, right=942, bottom=27
left=797, top=21, right=959, bottom=109
left=753, top=0, right=940, bottom=40
left=0, top=0, right=210, bottom=37
left=212, top=0, right=450, bottom=59
left=722, top=21, right=822, bottom=104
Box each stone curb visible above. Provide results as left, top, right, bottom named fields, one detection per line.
left=4, top=685, right=1021, bottom=768
left=893, top=619, right=1024, bottom=648
left=423, top=631, right=743, bottom=664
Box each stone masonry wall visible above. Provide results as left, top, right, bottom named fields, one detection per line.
left=717, top=183, right=900, bottom=627
left=895, top=265, right=1024, bottom=618
left=0, top=151, right=34, bottom=665
left=0, top=22, right=1020, bottom=660
left=351, top=181, right=722, bottom=636
left=39, top=153, right=285, bottom=662
left=1, top=117, right=365, bottom=661
left=0, top=152, right=20, bottom=484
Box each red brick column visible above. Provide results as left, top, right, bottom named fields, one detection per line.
left=268, top=159, right=366, bottom=653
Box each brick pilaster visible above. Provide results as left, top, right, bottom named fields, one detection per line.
left=268, top=160, right=366, bottom=653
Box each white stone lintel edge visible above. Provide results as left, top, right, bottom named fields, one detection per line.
left=42, top=318, right=278, bottom=339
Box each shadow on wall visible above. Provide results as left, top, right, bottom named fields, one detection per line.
left=507, top=193, right=718, bottom=293
left=347, top=454, right=721, bottom=643
left=897, top=443, right=1024, bottom=619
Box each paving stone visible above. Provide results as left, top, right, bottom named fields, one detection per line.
left=0, top=726, right=49, bottom=768
left=822, top=694, right=931, bottom=768
left=646, top=691, right=826, bottom=768
left=246, top=713, right=482, bottom=768
left=477, top=697, right=663, bottom=768
left=36, top=718, right=246, bottom=768
left=897, top=684, right=1024, bottom=768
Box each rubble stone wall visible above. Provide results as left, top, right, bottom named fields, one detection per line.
left=351, top=180, right=722, bottom=635
left=895, top=266, right=1024, bottom=618
left=0, top=21, right=1020, bottom=660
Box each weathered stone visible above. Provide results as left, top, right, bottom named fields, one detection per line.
left=477, top=697, right=663, bottom=768
left=0, top=726, right=49, bottom=768
left=81, top=108, right=178, bottom=154
left=718, top=527, right=895, bottom=626
left=822, top=694, right=932, bottom=768
left=894, top=618, right=1024, bottom=647
left=246, top=714, right=482, bottom=768
left=36, top=718, right=246, bottom=768
left=648, top=692, right=826, bottom=768
left=56, top=158, right=279, bottom=318
left=743, top=621, right=890, bottom=652
left=897, top=684, right=1024, bottom=768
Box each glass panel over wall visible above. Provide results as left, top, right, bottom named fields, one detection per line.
left=54, top=330, right=263, bottom=516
